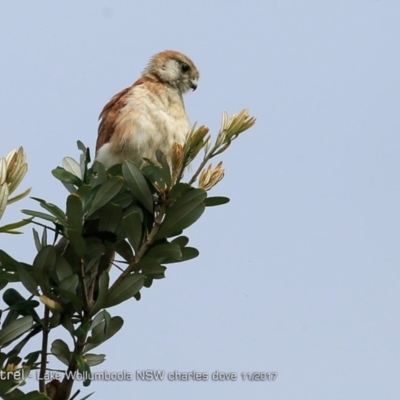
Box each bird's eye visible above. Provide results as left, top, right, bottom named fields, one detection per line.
left=180, top=63, right=190, bottom=73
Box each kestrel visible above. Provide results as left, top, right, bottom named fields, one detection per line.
left=95, top=50, right=199, bottom=169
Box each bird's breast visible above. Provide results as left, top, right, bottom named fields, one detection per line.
left=112, top=84, right=190, bottom=166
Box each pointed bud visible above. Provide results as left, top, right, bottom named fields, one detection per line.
left=183, top=124, right=210, bottom=165
left=198, top=161, right=225, bottom=191
left=217, top=109, right=256, bottom=147
left=0, top=147, right=31, bottom=221
left=171, top=143, right=184, bottom=183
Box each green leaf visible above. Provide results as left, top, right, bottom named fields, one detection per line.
left=180, top=247, right=199, bottom=262
left=21, top=209, right=56, bottom=223
left=146, top=243, right=182, bottom=263
left=122, top=161, right=153, bottom=213
left=3, top=290, right=40, bottom=322
left=168, top=182, right=191, bottom=201
left=31, top=197, right=67, bottom=223
left=98, top=203, right=123, bottom=234
left=67, top=229, right=86, bottom=257
left=62, top=182, right=77, bottom=194
left=52, top=167, right=83, bottom=186
left=0, top=250, right=21, bottom=272
left=143, top=277, right=154, bottom=288
left=155, top=189, right=206, bottom=239
left=41, top=227, right=48, bottom=247
left=0, top=381, right=21, bottom=397
left=32, top=246, right=57, bottom=297
left=105, top=274, right=144, bottom=308
left=0, top=279, right=8, bottom=291
left=0, top=316, right=33, bottom=346
left=114, top=240, right=134, bottom=263
left=66, top=194, right=83, bottom=231
left=7, top=186, right=31, bottom=205
left=55, top=289, right=83, bottom=310
left=157, top=150, right=172, bottom=187
left=0, top=218, right=33, bottom=234
left=51, top=339, right=71, bottom=366
left=0, top=270, right=17, bottom=282
left=15, top=264, right=38, bottom=296
left=204, top=196, right=230, bottom=207
left=54, top=255, right=73, bottom=283
left=140, top=259, right=166, bottom=279
left=172, top=187, right=207, bottom=208
left=108, top=191, right=133, bottom=209
left=80, top=147, right=91, bottom=181
left=106, top=163, right=123, bottom=176
left=76, top=184, right=93, bottom=205
left=32, top=229, right=41, bottom=251
left=3, top=288, right=25, bottom=306
left=62, top=156, right=82, bottom=179
left=87, top=177, right=124, bottom=216
left=33, top=246, right=56, bottom=274
left=141, top=159, right=171, bottom=190
left=82, top=243, right=105, bottom=275
left=60, top=314, right=75, bottom=337
left=134, top=257, right=160, bottom=272
left=58, top=274, right=79, bottom=295
left=133, top=291, right=141, bottom=301
left=103, top=309, right=111, bottom=332
left=65, top=194, right=86, bottom=256
left=89, top=272, right=109, bottom=317
left=73, top=321, right=91, bottom=337
left=1, top=309, right=18, bottom=329
left=89, top=161, right=107, bottom=187
left=121, top=208, right=143, bottom=252
left=7, top=299, right=40, bottom=322
left=84, top=353, right=106, bottom=366
left=75, top=355, right=91, bottom=386
left=77, top=140, right=88, bottom=154
left=89, top=310, right=107, bottom=332
left=85, top=316, right=123, bottom=352
left=171, top=236, right=189, bottom=247
left=25, top=351, right=41, bottom=367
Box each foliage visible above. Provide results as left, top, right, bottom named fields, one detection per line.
left=0, top=110, right=255, bottom=399
left=0, top=147, right=32, bottom=233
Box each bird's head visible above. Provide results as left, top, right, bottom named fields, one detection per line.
left=143, top=50, right=199, bottom=93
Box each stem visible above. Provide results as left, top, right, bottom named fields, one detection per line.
left=39, top=306, right=50, bottom=394
left=187, top=143, right=221, bottom=186
left=53, top=333, right=87, bottom=400
left=30, top=220, right=59, bottom=233
left=55, top=260, right=92, bottom=399
left=87, top=261, right=99, bottom=307
left=78, top=258, right=90, bottom=311
left=109, top=202, right=168, bottom=292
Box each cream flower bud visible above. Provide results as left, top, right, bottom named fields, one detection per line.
left=198, top=161, right=225, bottom=191
left=0, top=147, right=31, bottom=220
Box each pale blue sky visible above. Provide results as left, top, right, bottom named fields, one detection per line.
left=1, top=1, right=399, bottom=399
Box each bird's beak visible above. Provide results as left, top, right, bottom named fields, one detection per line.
left=190, top=79, right=198, bottom=91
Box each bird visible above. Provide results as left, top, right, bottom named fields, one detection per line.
left=95, top=50, right=199, bottom=169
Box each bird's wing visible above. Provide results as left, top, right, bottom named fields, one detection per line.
left=96, top=86, right=131, bottom=153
